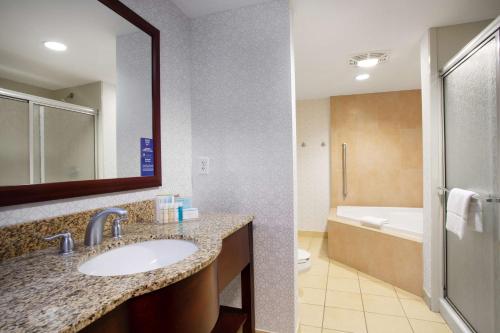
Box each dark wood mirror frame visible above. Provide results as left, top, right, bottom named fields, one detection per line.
left=0, top=0, right=161, bottom=207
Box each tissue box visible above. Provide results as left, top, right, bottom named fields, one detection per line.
left=175, top=197, right=192, bottom=209
left=177, top=208, right=199, bottom=221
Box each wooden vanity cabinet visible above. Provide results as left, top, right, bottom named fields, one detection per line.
left=81, top=222, right=254, bottom=333
left=213, top=223, right=254, bottom=333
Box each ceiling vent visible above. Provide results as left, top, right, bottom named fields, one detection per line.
left=349, top=51, right=389, bottom=66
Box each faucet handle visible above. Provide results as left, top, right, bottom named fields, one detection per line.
left=44, top=232, right=74, bottom=255
left=112, top=217, right=127, bottom=239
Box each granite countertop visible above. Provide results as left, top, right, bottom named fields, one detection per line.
left=0, top=213, right=253, bottom=333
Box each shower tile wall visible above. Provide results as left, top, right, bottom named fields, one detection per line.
left=331, top=90, right=423, bottom=208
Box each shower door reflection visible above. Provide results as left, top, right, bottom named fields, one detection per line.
left=41, top=105, right=96, bottom=183
left=0, top=96, right=30, bottom=185
left=0, top=93, right=97, bottom=186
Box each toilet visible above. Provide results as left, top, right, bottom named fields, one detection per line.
left=298, top=248, right=311, bottom=273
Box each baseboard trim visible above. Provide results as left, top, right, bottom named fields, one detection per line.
left=298, top=230, right=327, bottom=238
left=256, top=329, right=277, bottom=333
left=422, top=288, right=432, bottom=309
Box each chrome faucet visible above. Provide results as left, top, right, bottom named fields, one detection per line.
left=44, top=232, right=74, bottom=255
left=84, top=207, right=128, bottom=246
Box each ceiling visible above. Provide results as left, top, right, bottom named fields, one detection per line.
left=170, top=0, right=271, bottom=18
left=293, top=0, right=500, bottom=100
left=0, top=0, right=139, bottom=90
left=3, top=0, right=498, bottom=96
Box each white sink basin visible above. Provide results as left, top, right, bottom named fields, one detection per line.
left=78, top=239, right=198, bottom=277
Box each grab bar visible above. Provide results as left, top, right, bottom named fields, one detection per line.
left=342, top=143, right=348, bottom=199
left=437, top=186, right=500, bottom=203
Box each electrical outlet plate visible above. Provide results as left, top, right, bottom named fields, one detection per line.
left=199, top=157, right=209, bottom=175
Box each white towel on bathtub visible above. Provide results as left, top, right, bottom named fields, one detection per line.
left=359, top=216, right=388, bottom=228
left=446, top=188, right=481, bottom=239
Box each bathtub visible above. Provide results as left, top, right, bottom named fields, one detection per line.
left=335, top=206, right=423, bottom=240
left=328, top=206, right=423, bottom=295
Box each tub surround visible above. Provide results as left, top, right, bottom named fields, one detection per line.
left=298, top=230, right=328, bottom=238
left=331, top=90, right=423, bottom=208
left=0, top=213, right=252, bottom=332
left=0, top=200, right=155, bottom=261
left=328, top=208, right=423, bottom=296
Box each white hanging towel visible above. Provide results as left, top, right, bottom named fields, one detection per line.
left=468, top=196, right=483, bottom=233
left=446, top=188, right=481, bottom=239
left=359, top=216, right=387, bottom=228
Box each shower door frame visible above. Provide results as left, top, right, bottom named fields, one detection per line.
left=0, top=88, right=98, bottom=184
left=438, top=18, right=500, bottom=333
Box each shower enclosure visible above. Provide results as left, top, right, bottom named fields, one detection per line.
left=441, top=19, right=499, bottom=333
left=0, top=88, right=97, bottom=186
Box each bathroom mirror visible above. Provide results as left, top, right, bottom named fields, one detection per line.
left=0, top=0, right=161, bottom=206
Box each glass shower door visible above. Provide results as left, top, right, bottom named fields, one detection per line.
left=442, top=31, right=499, bottom=333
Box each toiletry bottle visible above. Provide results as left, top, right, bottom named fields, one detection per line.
left=177, top=202, right=183, bottom=223
left=162, top=206, right=169, bottom=223
left=156, top=194, right=167, bottom=223
left=167, top=203, right=175, bottom=223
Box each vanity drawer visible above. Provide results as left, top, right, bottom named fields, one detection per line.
left=217, top=224, right=251, bottom=291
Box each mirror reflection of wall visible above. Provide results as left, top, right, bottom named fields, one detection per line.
left=116, top=31, right=152, bottom=178
left=0, top=0, right=153, bottom=186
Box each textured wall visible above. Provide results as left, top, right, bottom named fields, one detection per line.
left=296, top=98, right=330, bottom=232
left=116, top=31, right=152, bottom=178
left=331, top=90, right=423, bottom=208
left=0, top=0, right=192, bottom=226
left=190, top=1, right=296, bottom=332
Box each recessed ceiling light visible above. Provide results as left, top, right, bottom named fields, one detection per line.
left=44, top=41, right=67, bottom=52
left=355, top=73, right=370, bottom=81
left=357, top=58, right=379, bottom=68
left=349, top=52, right=389, bottom=67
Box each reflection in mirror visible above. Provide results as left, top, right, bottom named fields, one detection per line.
left=0, top=0, right=153, bottom=186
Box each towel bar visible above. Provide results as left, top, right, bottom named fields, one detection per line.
left=437, top=186, right=500, bottom=203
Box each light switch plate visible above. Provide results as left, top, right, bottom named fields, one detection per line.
left=199, top=157, right=209, bottom=175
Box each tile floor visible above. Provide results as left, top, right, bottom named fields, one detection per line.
left=298, top=234, right=451, bottom=333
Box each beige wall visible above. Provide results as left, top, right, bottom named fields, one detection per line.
left=297, top=98, right=330, bottom=231
left=52, top=81, right=102, bottom=109
left=0, top=77, right=53, bottom=98
left=331, top=89, right=423, bottom=208
left=436, top=19, right=492, bottom=70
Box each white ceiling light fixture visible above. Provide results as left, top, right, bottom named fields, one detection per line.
left=357, top=58, right=379, bottom=68
left=349, top=51, right=389, bottom=67
left=43, top=41, right=67, bottom=52
left=355, top=73, right=370, bottom=81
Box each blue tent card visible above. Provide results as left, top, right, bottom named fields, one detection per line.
left=140, top=138, right=154, bottom=176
